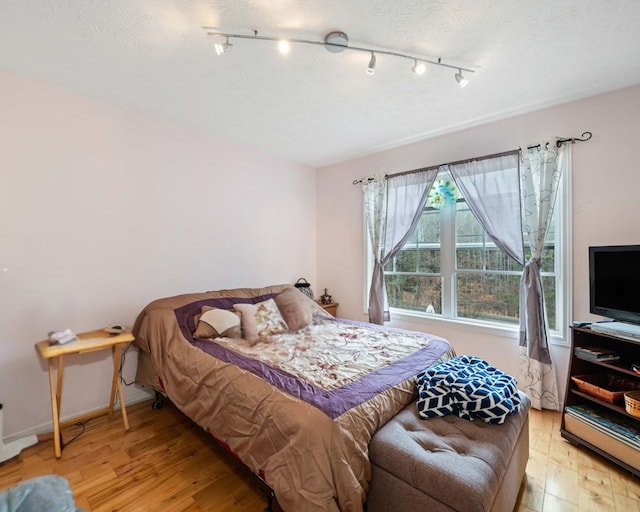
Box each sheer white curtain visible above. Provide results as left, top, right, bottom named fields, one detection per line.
left=363, top=176, right=387, bottom=324
left=518, top=140, right=567, bottom=410
left=448, top=152, right=525, bottom=265
left=367, top=169, right=438, bottom=324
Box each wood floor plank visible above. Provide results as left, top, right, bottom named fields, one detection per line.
left=517, top=474, right=545, bottom=511
left=542, top=493, right=578, bottom=512
left=548, top=436, right=579, bottom=470
left=1, top=400, right=639, bottom=511
left=526, top=448, right=550, bottom=482
left=545, top=461, right=579, bottom=505
left=610, top=466, right=640, bottom=501
left=578, top=487, right=616, bottom=512
left=578, top=465, right=613, bottom=501
left=613, top=492, right=640, bottom=512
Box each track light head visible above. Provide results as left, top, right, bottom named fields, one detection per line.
left=412, top=60, right=426, bottom=76
left=455, top=69, right=469, bottom=88
left=215, top=36, right=233, bottom=56
left=366, top=52, right=376, bottom=75
left=278, top=39, right=291, bottom=54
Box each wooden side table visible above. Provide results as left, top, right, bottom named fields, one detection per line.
left=318, top=302, right=339, bottom=317
left=35, top=329, right=134, bottom=458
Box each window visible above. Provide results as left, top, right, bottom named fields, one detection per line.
left=381, top=171, right=567, bottom=337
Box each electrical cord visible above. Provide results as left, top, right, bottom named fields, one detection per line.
left=61, top=421, right=87, bottom=448
left=119, top=341, right=135, bottom=386
left=58, top=338, right=134, bottom=449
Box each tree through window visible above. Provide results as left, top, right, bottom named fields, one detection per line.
left=383, top=173, right=560, bottom=331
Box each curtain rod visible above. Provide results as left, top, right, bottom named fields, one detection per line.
left=352, top=131, right=593, bottom=185
left=526, top=131, right=592, bottom=151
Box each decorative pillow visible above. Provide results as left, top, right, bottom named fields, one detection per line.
left=274, top=288, right=313, bottom=332
left=234, top=298, right=288, bottom=345
left=193, top=306, right=242, bottom=339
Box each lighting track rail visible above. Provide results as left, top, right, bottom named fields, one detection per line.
left=203, top=28, right=476, bottom=85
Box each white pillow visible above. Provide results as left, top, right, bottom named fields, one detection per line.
left=193, top=307, right=241, bottom=339
left=200, top=308, right=240, bottom=333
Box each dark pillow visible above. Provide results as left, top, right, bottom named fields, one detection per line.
left=274, top=288, right=313, bottom=331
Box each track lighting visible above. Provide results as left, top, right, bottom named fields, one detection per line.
left=412, top=59, right=426, bottom=76
left=214, top=36, right=233, bottom=55
left=366, top=52, right=376, bottom=75
left=455, top=69, right=469, bottom=88
left=204, top=28, right=475, bottom=84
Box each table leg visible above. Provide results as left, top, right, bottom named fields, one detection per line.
left=47, top=357, right=63, bottom=458
left=108, top=347, right=117, bottom=419
left=111, top=344, right=129, bottom=430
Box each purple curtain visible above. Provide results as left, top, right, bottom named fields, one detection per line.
left=368, top=168, right=439, bottom=324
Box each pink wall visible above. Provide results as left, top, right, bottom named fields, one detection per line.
left=0, top=71, right=316, bottom=437
left=3, top=68, right=638, bottom=438
left=316, top=84, right=640, bottom=401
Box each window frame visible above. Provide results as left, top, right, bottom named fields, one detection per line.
left=363, top=161, right=572, bottom=346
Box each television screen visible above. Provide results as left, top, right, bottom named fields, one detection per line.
left=589, top=245, right=640, bottom=324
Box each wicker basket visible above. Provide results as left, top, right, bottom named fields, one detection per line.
left=624, top=390, right=640, bottom=418
left=294, top=278, right=314, bottom=300
left=571, top=373, right=640, bottom=404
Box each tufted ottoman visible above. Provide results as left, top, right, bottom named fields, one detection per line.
left=367, top=391, right=530, bottom=512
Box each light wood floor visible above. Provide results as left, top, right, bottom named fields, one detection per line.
left=0, top=400, right=638, bottom=511
left=521, top=408, right=639, bottom=511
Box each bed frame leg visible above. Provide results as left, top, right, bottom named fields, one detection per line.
left=151, top=391, right=164, bottom=410
left=262, top=488, right=275, bottom=512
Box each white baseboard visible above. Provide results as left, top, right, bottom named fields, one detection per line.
left=2, top=389, right=154, bottom=445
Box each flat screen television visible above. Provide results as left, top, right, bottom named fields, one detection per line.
left=589, top=244, right=640, bottom=325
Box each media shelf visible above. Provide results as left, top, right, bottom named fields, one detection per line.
left=570, top=389, right=628, bottom=416
left=561, top=326, right=640, bottom=476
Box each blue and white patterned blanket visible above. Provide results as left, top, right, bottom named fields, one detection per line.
left=416, top=355, right=521, bottom=424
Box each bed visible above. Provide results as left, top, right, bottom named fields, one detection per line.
left=132, top=284, right=454, bottom=512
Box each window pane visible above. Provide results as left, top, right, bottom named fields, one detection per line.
left=457, top=247, right=484, bottom=270
left=386, top=275, right=442, bottom=313
left=456, top=202, right=525, bottom=272
left=455, top=202, right=484, bottom=245
left=456, top=202, right=485, bottom=270
left=542, top=275, right=556, bottom=331
left=418, top=248, right=440, bottom=273
left=416, top=209, right=440, bottom=243
left=456, top=273, right=520, bottom=324
left=377, top=160, right=562, bottom=334
left=395, top=249, right=417, bottom=272
left=486, top=246, right=523, bottom=272
left=458, top=242, right=525, bottom=271
left=540, top=244, right=554, bottom=273
left=523, top=243, right=555, bottom=272
left=405, top=227, right=418, bottom=245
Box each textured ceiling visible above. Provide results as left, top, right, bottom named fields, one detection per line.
left=2, top=1, right=640, bottom=167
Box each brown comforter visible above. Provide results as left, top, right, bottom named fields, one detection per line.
left=133, top=284, right=453, bottom=512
